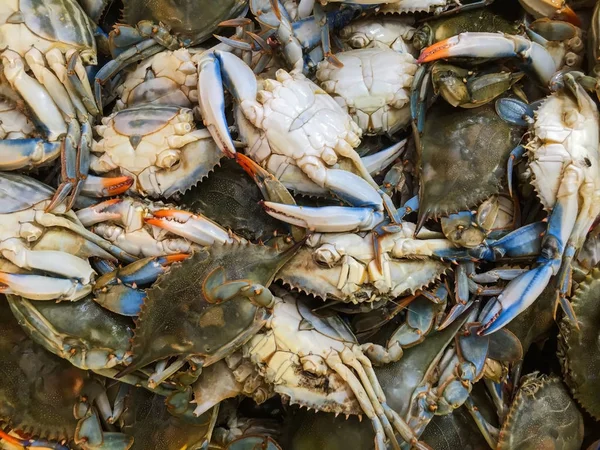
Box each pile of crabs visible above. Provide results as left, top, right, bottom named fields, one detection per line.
left=2, top=0, right=600, bottom=448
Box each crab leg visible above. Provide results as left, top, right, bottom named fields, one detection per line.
left=324, top=353, right=390, bottom=450
left=479, top=164, right=584, bottom=335
left=1, top=50, right=67, bottom=141
left=362, top=140, right=407, bottom=176
left=146, top=210, right=234, bottom=246
left=0, top=271, right=91, bottom=301
left=7, top=297, right=127, bottom=370
left=417, top=32, right=557, bottom=85
left=1, top=239, right=95, bottom=283
left=0, top=430, right=69, bottom=450
left=339, top=349, right=401, bottom=450
left=262, top=202, right=384, bottom=232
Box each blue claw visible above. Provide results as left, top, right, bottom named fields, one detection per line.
left=495, top=98, right=533, bottom=127
left=93, top=254, right=189, bottom=315
left=0, top=139, right=61, bottom=171
left=506, top=144, right=526, bottom=197
left=477, top=262, right=553, bottom=335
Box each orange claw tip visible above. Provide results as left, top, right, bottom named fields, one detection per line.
left=0, top=430, right=24, bottom=446
left=149, top=209, right=193, bottom=219
left=103, top=175, right=134, bottom=195
left=417, top=40, right=453, bottom=64
left=164, top=253, right=191, bottom=263
left=555, top=5, right=581, bottom=27
left=235, top=152, right=260, bottom=175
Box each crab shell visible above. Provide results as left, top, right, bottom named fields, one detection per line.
left=527, top=84, right=599, bottom=212
left=113, top=49, right=200, bottom=111
left=244, top=294, right=362, bottom=415
left=122, top=0, right=247, bottom=45
left=316, top=48, right=417, bottom=136
left=92, top=105, right=223, bottom=197
left=338, top=17, right=417, bottom=55
left=497, top=372, right=584, bottom=449
left=0, top=0, right=96, bottom=64
left=558, top=267, right=600, bottom=419
left=417, top=101, right=522, bottom=225
left=377, top=0, right=456, bottom=15
left=0, top=298, right=91, bottom=442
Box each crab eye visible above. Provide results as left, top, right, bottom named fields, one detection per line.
left=349, top=33, right=370, bottom=49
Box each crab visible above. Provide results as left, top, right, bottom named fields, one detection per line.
left=0, top=0, right=105, bottom=210
left=477, top=74, right=600, bottom=335
left=496, top=373, right=584, bottom=449
left=92, top=0, right=248, bottom=108
left=119, top=386, right=219, bottom=449
left=113, top=235, right=303, bottom=381
left=412, top=10, right=584, bottom=130
left=199, top=50, right=390, bottom=215
left=199, top=288, right=432, bottom=450
left=76, top=196, right=234, bottom=258
left=558, top=267, right=600, bottom=420
left=316, top=48, right=418, bottom=135
left=0, top=173, right=134, bottom=302
left=275, top=223, right=451, bottom=304
left=0, top=298, right=133, bottom=450
left=91, top=105, right=223, bottom=198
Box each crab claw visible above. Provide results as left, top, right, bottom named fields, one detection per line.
left=198, top=51, right=255, bottom=158
left=81, top=174, right=133, bottom=197
left=0, top=139, right=61, bottom=171
left=477, top=262, right=553, bottom=336
left=0, top=271, right=91, bottom=301
left=146, top=209, right=234, bottom=246
left=76, top=198, right=124, bottom=226
left=417, top=32, right=557, bottom=85
left=554, top=5, right=581, bottom=26
left=262, top=201, right=384, bottom=232
left=94, top=254, right=189, bottom=316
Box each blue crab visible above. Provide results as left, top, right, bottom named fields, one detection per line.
left=0, top=0, right=105, bottom=210
left=191, top=288, right=432, bottom=450
left=0, top=173, right=134, bottom=302
left=198, top=50, right=390, bottom=214
left=478, top=75, right=600, bottom=335
left=0, top=297, right=133, bottom=450
left=558, top=266, right=600, bottom=420
left=92, top=0, right=249, bottom=108
left=91, top=105, right=223, bottom=198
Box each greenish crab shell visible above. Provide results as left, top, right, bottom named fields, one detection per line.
left=0, top=297, right=92, bottom=442
left=0, top=0, right=96, bottom=64
left=559, top=267, right=600, bottom=420
left=417, top=101, right=522, bottom=225
left=122, top=0, right=248, bottom=45
left=497, top=372, right=584, bottom=450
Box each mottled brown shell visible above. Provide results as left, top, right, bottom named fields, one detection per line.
left=558, top=267, right=600, bottom=419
